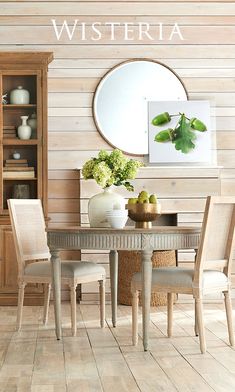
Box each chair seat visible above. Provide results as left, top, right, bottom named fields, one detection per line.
left=132, top=267, right=228, bottom=290
left=24, top=260, right=105, bottom=278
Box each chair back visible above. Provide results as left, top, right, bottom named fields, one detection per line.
left=194, top=196, right=235, bottom=286
left=8, top=199, right=50, bottom=276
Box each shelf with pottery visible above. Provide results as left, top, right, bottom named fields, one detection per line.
left=3, top=139, right=39, bottom=145
left=3, top=104, right=37, bottom=110
left=0, top=51, right=53, bottom=305
left=3, top=178, right=38, bottom=181
left=2, top=79, right=39, bottom=209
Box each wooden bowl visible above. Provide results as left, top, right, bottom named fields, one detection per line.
left=125, top=203, right=161, bottom=228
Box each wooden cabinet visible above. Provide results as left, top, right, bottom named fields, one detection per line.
left=0, top=52, right=53, bottom=305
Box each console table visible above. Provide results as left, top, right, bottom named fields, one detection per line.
left=47, top=226, right=200, bottom=350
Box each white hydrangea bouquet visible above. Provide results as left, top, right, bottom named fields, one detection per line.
left=82, top=149, right=143, bottom=191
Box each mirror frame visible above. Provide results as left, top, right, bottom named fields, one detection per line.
left=92, top=58, right=188, bottom=156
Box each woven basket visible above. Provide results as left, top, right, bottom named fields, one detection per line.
left=118, top=250, right=176, bottom=306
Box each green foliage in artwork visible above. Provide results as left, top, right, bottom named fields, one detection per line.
left=152, top=111, right=207, bottom=154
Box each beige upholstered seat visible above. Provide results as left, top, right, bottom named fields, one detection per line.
left=8, top=199, right=106, bottom=336
left=132, top=269, right=229, bottom=290
left=131, top=196, right=235, bottom=353
left=24, top=261, right=105, bottom=278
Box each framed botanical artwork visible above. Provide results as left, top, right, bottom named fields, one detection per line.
left=148, top=100, right=215, bottom=164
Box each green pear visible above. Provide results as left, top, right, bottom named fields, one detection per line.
left=128, top=197, right=138, bottom=204
left=138, top=198, right=148, bottom=203
left=149, top=194, right=157, bottom=204
left=138, top=190, right=149, bottom=199
left=138, top=190, right=149, bottom=203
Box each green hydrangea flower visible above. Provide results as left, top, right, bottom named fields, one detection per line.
left=82, top=149, right=143, bottom=191
left=92, top=162, right=112, bottom=189
left=123, top=160, right=142, bottom=179
left=98, top=150, right=109, bottom=161
left=109, top=149, right=127, bottom=171
left=81, top=159, right=95, bottom=179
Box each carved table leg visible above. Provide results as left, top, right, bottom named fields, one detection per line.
left=141, top=249, right=153, bottom=351
left=50, top=249, right=62, bottom=340
left=109, top=250, right=118, bottom=327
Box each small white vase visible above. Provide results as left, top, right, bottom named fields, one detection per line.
left=17, top=116, right=32, bottom=140
left=13, top=152, right=21, bottom=160
left=28, top=113, right=37, bottom=138
left=10, top=86, right=30, bottom=104
left=88, top=187, right=125, bottom=228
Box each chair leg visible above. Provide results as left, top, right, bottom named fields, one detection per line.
left=224, top=291, right=235, bottom=347
left=132, top=289, right=139, bottom=346
left=167, top=292, right=174, bottom=337
left=194, top=300, right=199, bottom=337
left=43, top=283, right=51, bottom=325
left=70, top=283, right=77, bottom=337
left=16, top=281, right=26, bottom=331
left=99, top=280, right=105, bottom=328
left=195, top=297, right=206, bottom=354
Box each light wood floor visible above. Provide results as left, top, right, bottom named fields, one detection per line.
left=0, top=301, right=235, bottom=392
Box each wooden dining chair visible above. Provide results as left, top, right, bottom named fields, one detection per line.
left=131, top=196, right=235, bottom=353
left=8, top=199, right=106, bottom=336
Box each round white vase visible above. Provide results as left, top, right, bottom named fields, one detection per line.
left=88, top=187, right=125, bottom=228
left=10, top=86, right=30, bottom=104
left=17, top=116, right=32, bottom=140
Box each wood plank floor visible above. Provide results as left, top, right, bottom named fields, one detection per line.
left=0, top=302, right=235, bottom=392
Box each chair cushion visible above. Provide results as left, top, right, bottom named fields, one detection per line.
left=24, top=260, right=105, bottom=278
left=132, top=267, right=228, bottom=290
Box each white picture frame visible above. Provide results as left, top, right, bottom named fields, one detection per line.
left=148, top=100, right=214, bottom=164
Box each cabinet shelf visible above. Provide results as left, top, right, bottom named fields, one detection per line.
left=0, top=51, right=53, bottom=306
left=3, top=139, right=39, bottom=146
left=3, top=104, right=37, bottom=110
left=3, top=178, right=37, bottom=181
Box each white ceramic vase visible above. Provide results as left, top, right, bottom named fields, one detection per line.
left=17, top=116, right=32, bottom=140
left=88, top=187, right=125, bottom=228
left=28, top=113, right=37, bottom=138
left=10, top=86, right=30, bottom=104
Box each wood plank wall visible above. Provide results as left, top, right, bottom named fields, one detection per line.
left=0, top=1, right=235, bottom=300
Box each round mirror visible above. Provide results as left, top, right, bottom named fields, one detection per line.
left=93, top=59, right=188, bottom=155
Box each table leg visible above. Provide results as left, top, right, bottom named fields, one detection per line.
left=50, top=249, right=62, bottom=340
left=109, top=250, right=118, bottom=327
left=141, top=249, right=153, bottom=351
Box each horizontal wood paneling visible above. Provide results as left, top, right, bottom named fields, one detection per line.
left=47, top=106, right=234, bottom=117
left=48, top=78, right=235, bottom=93
left=2, top=15, right=235, bottom=26
left=48, top=132, right=109, bottom=150
left=221, top=179, right=235, bottom=196
left=48, top=198, right=79, bottom=213
left=48, top=92, right=92, bottom=107
left=1, top=3, right=235, bottom=16
left=4, top=0, right=235, bottom=3
left=48, top=130, right=235, bottom=150
left=80, top=198, right=207, bottom=213
left=47, top=115, right=234, bottom=132
left=48, top=179, right=79, bottom=198
left=48, top=170, right=79, bottom=180
left=48, top=213, right=79, bottom=223
left=48, top=68, right=235, bottom=79
left=1, top=0, right=234, bottom=299
left=2, top=45, right=235, bottom=60
left=48, top=59, right=235, bottom=69
left=47, top=91, right=235, bottom=108
left=2, top=26, right=235, bottom=45
left=80, top=178, right=220, bottom=198
left=49, top=116, right=95, bottom=131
